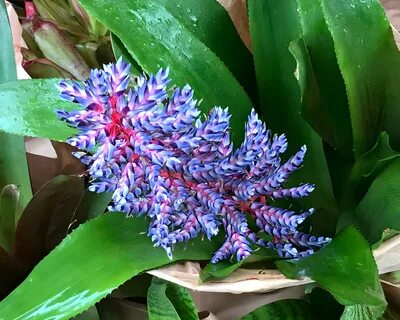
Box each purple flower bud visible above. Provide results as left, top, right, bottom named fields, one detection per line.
left=57, top=60, right=331, bottom=262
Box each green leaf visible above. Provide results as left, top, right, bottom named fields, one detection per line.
left=241, top=299, right=312, bottom=320
left=154, top=0, right=257, bottom=102
left=355, top=159, right=400, bottom=245
left=319, top=0, right=400, bottom=156
left=248, top=0, right=336, bottom=212
left=340, top=305, right=376, bottom=320
left=0, top=0, right=17, bottom=82
left=0, top=1, right=32, bottom=214
left=0, top=185, right=19, bottom=252
left=0, top=214, right=220, bottom=319
left=199, top=260, right=243, bottom=283
left=13, top=175, right=85, bottom=271
left=289, top=38, right=330, bottom=144
left=78, top=0, right=253, bottom=145
left=295, top=0, right=352, bottom=155
left=345, top=132, right=399, bottom=205
left=0, top=79, right=76, bottom=140
left=148, top=277, right=199, bottom=320
left=277, top=226, right=386, bottom=318
left=111, top=33, right=141, bottom=75
left=72, top=190, right=112, bottom=223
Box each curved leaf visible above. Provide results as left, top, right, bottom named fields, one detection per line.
left=148, top=277, right=199, bottom=320
left=0, top=214, right=220, bottom=319
left=0, top=79, right=76, bottom=140
left=0, top=185, right=19, bottom=252
left=248, top=0, right=336, bottom=213
left=277, top=226, right=386, bottom=319
left=0, top=1, right=32, bottom=212
left=154, top=0, right=257, bottom=102
left=0, top=0, right=17, bottom=82
left=344, top=132, right=400, bottom=206
left=296, top=0, right=352, bottom=156
left=78, top=0, right=253, bottom=145
left=319, top=0, right=400, bottom=156
left=13, top=175, right=85, bottom=271
left=355, top=159, right=400, bottom=244
left=111, top=34, right=141, bottom=75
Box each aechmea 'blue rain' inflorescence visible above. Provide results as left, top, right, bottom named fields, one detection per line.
left=57, top=58, right=331, bottom=263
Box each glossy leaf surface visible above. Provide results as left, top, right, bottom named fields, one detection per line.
left=277, top=226, right=386, bottom=318
left=296, top=0, right=351, bottom=155
left=248, top=0, right=335, bottom=211
left=0, top=214, right=220, bottom=319
left=148, top=277, right=199, bottom=320
left=78, top=0, right=253, bottom=145
left=154, top=0, right=257, bottom=102
left=111, top=33, right=141, bottom=76
left=0, top=79, right=76, bottom=140
left=319, top=0, right=400, bottom=156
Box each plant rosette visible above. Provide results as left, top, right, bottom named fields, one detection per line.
left=1, top=1, right=400, bottom=319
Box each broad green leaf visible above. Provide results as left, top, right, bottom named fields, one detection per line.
left=241, top=299, right=312, bottom=320
left=0, top=214, right=220, bottom=319
left=277, top=226, right=386, bottom=318
left=111, top=33, right=141, bottom=75
left=296, top=0, right=352, bottom=155
left=0, top=185, right=19, bottom=252
left=78, top=0, right=253, bottom=145
left=355, top=159, right=400, bottom=244
left=13, top=175, right=84, bottom=271
left=148, top=277, right=199, bottom=320
left=0, top=0, right=32, bottom=213
left=0, top=0, right=17, bottom=82
left=248, top=0, right=336, bottom=212
left=319, top=0, right=400, bottom=156
left=0, top=79, right=76, bottom=140
left=154, top=0, right=257, bottom=103
left=199, top=260, right=243, bottom=283
left=289, top=39, right=330, bottom=144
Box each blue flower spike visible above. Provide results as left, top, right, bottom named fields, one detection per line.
left=57, top=58, right=331, bottom=263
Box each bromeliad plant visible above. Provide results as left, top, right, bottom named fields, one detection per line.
left=0, top=0, right=400, bottom=319
left=56, top=58, right=329, bottom=262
